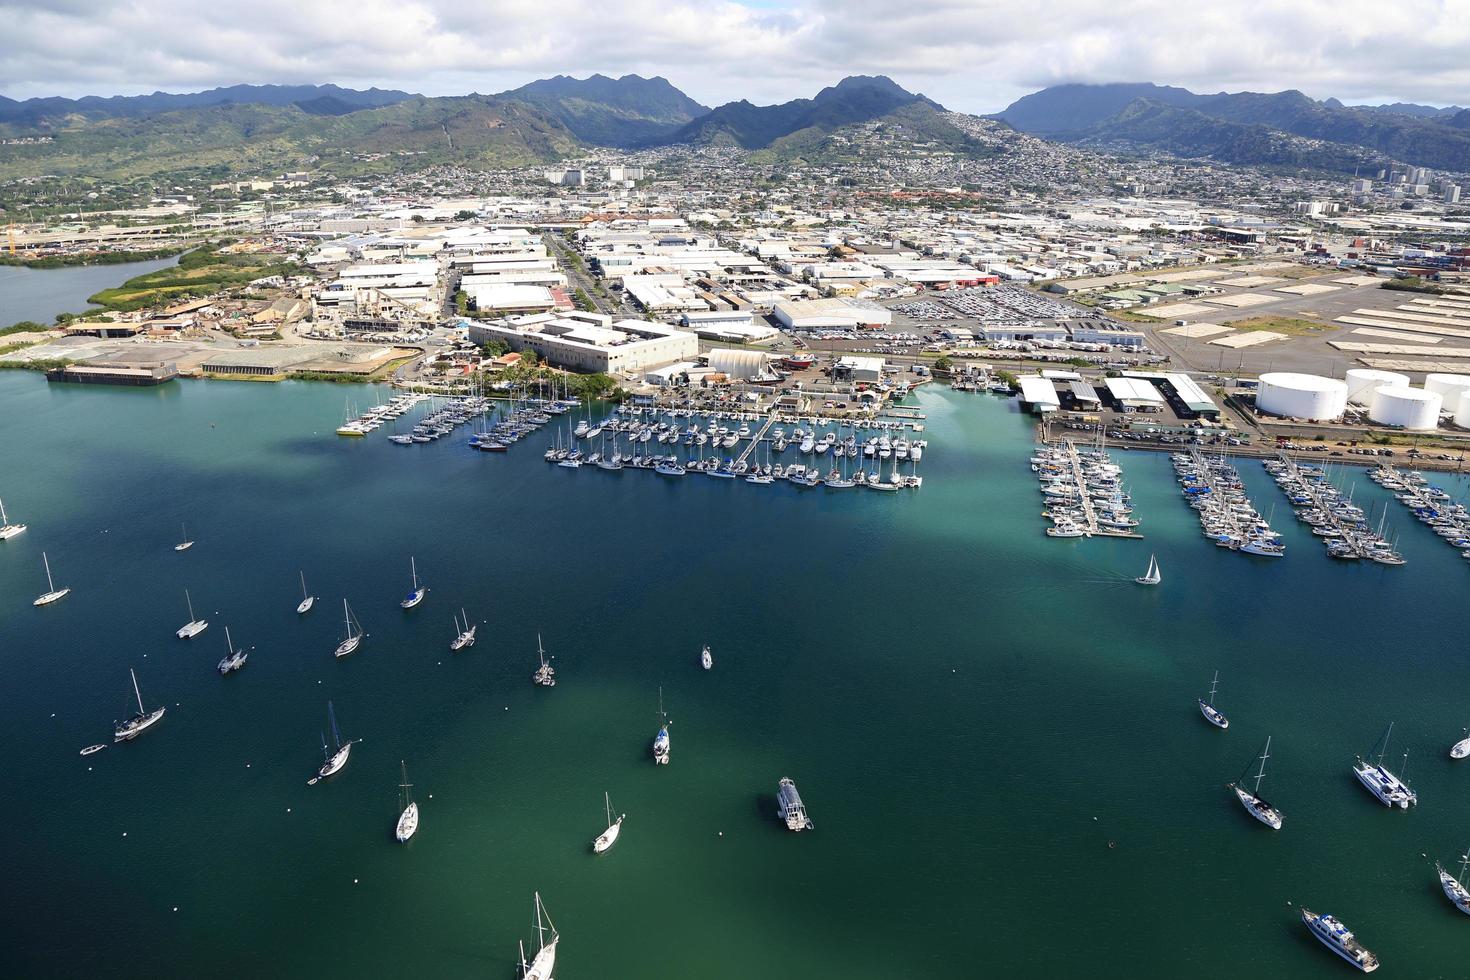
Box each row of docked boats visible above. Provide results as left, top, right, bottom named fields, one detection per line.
left=1171, top=449, right=1285, bottom=556
left=1032, top=440, right=1140, bottom=538
left=386, top=394, right=494, bottom=445
left=336, top=392, right=430, bottom=436
left=1369, top=463, right=1470, bottom=561
left=544, top=442, right=919, bottom=490
left=574, top=413, right=926, bottom=462
left=1264, top=455, right=1405, bottom=564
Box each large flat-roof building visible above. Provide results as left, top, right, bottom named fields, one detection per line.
left=466, top=312, right=698, bottom=375
left=773, top=298, right=893, bottom=330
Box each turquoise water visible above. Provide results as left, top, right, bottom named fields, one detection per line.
left=2, top=372, right=1469, bottom=978
left=0, top=255, right=179, bottom=324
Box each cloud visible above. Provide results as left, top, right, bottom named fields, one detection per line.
left=1, top=0, right=1467, bottom=112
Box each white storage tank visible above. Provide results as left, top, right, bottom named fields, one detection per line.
left=1368, top=385, right=1442, bottom=430
left=1345, top=368, right=1410, bottom=406
left=1424, top=373, right=1470, bottom=414
left=1256, top=372, right=1348, bottom=420
left=1457, top=396, right=1470, bottom=429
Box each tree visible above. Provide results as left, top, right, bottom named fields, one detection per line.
left=933, top=355, right=953, bottom=372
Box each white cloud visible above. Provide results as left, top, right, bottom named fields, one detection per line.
left=1, top=0, right=1467, bottom=111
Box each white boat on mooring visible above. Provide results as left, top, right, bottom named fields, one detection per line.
left=1451, top=728, right=1470, bottom=760
left=1438, top=852, right=1470, bottom=915
left=113, top=667, right=166, bottom=742
left=700, top=644, right=713, bottom=670
left=334, top=599, right=365, bottom=658
left=518, top=893, right=559, bottom=980
left=296, top=570, right=316, bottom=614
left=0, top=496, right=29, bottom=540
left=1301, top=907, right=1379, bottom=973
left=173, top=522, right=194, bottom=552
left=1228, top=736, right=1282, bottom=830
left=1353, top=723, right=1416, bottom=808
left=652, top=687, right=670, bottom=765
left=309, top=701, right=353, bottom=784
left=451, top=609, right=476, bottom=651
left=592, top=792, right=624, bottom=853
left=176, top=589, right=208, bottom=639
left=400, top=556, right=427, bottom=609
left=33, top=551, right=70, bottom=606
left=216, top=626, right=248, bottom=674
left=1197, top=670, right=1229, bottom=729
left=395, top=760, right=419, bottom=842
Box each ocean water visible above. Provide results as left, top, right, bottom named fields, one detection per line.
left=0, top=255, right=179, bottom=325
left=2, top=372, right=1469, bottom=979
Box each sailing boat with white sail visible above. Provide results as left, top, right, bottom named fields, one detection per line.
left=308, top=701, right=352, bottom=784
left=216, top=626, right=248, bottom=674
left=176, top=589, right=208, bottom=639
left=1228, top=736, right=1283, bottom=829
left=113, top=667, right=166, bottom=741
left=451, top=609, right=477, bottom=651
left=1135, top=553, right=1161, bottom=586
left=32, top=551, right=69, bottom=606
left=592, top=792, right=624, bottom=853
left=296, top=571, right=315, bottom=614
left=400, top=556, right=427, bottom=609
left=1437, top=850, right=1470, bottom=915
left=174, top=522, right=194, bottom=552
left=652, top=687, right=670, bottom=765
left=1197, top=671, right=1229, bottom=729
left=395, top=761, right=419, bottom=842
left=518, top=892, right=559, bottom=980
left=0, top=496, right=28, bottom=540
left=335, top=599, right=365, bottom=658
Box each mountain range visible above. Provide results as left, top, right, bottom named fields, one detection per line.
left=996, top=83, right=1470, bottom=174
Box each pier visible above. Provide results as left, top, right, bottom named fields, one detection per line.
left=1172, top=448, right=1284, bottom=555
left=1369, top=464, right=1470, bottom=556
left=1264, top=454, right=1405, bottom=564
left=1033, top=438, right=1143, bottom=539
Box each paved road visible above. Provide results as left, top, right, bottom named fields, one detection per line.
left=543, top=233, right=614, bottom=315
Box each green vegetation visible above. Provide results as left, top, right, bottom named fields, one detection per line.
left=994, top=369, right=1019, bottom=388
left=0, top=320, right=51, bottom=337
left=87, top=242, right=301, bottom=312
left=0, top=246, right=184, bottom=269
left=481, top=362, right=622, bottom=401
left=0, top=357, right=72, bottom=372
left=933, top=355, right=953, bottom=372
left=1222, top=315, right=1326, bottom=336
left=573, top=288, right=597, bottom=312
left=1381, top=277, right=1448, bottom=295
left=454, top=289, right=469, bottom=316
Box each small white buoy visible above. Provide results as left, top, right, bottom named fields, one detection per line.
left=173, top=907, right=178, bottom=912
left=428, top=794, right=433, bottom=799
left=353, top=878, right=359, bottom=884
left=286, top=808, right=292, bottom=813
left=246, top=764, right=251, bottom=768
left=123, top=832, right=128, bottom=837
left=718, top=831, right=723, bottom=837
left=51, top=713, right=56, bottom=718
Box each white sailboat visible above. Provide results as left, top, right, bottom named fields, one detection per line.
left=174, top=522, right=194, bottom=552
left=592, top=792, right=624, bottom=853
left=176, top=589, right=208, bottom=639
left=1134, top=553, right=1161, bottom=586
left=1197, top=670, right=1229, bottom=729
left=700, top=643, right=713, bottom=670
left=1437, top=850, right=1470, bottom=915
left=652, top=687, right=670, bottom=765
left=216, top=626, right=248, bottom=674
left=400, top=556, right=427, bottom=609
left=308, top=701, right=352, bottom=784
left=296, top=570, right=316, bottom=615
left=1450, top=727, right=1470, bottom=760
left=532, top=633, right=555, bottom=686
left=0, top=497, right=27, bottom=540
left=451, top=609, right=477, bottom=651
left=518, top=892, right=559, bottom=980
left=334, top=599, right=365, bottom=658
left=1353, top=723, right=1417, bottom=808
left=113, top=667, right=166, bottom=742
left=395, top=760, right=419, bottom=842
left=32, top=551, right=70, bottom=606
left=1228, top=736, right=1283, bottom=830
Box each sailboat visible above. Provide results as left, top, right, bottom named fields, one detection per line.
left=451, top=609, right=477, bottom=651
left=1450, top=727, right=1470, bottom=760
left=32, top=551, right=70, bottom=606
left=174, top=522, right=194, bottom=552
left=334, top=599, right=365, bottom=658
left=216, top=626, right=248, bottom=674
left=296, top=571, right=315, bottom=615
left=0, top=496, right=28, bottom=540
left=400, top=556, right=427, bottom=609
left=395, top=761, right=419, bottom=842
left=1197, top=671, right=1229, bottom=729
left=518, top=893, right=559, bottom=980
left=1134, top=553, right=1161, bottom=586
left=1437, top=850, right=1470, bottom=915
left=113, top=667, right=166, bottom=741
left=652, top=687, right=670, bottom=765
left=308, top=701, right=353, bottom=784
left=592, top=792, right=624, bottom=853
left=1353, top=723, right=1417, bottom=808
left=700, top=643, right=713, bottom=670
left=532, top=633, right=555, bottom=686
left=176, top=589, right=209, bottom=639
left=1228, top=736, right=1283, bottom=829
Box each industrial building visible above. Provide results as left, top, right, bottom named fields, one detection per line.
left=679, top=310, right=779, bottom=344
left=467, top=312, right=698, bottom=376
left=706, top=348, right=777, bottom=382
left=1016, top=375, right=1061, bottom=413
left=773, top=298, right=893, bottom=330
left=833, top=356, right=886, bottom=383
left=1103, top=377, right=1166, bottom=412
left=465, top=284, right=561, bottom=316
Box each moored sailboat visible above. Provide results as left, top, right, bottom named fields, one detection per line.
left=1437, top=851, right=1470, bottom=915
left=1228, top=736, right=1282, bottom=829
left=518, top=892, right=559, bottom=980
left=400, top=556, right=427, bottom=609
left=32, top=551, right=70, bottom=606
left=532, top=633, right=555, bottom=686
left=1353, top=723, right=1416, bottom=808
left=216, top=626, right=248, bottom=674
left=652, top=687, right=670, bottom=765
left=451, top=609, right=476, bottom=651
left=308, top=701, right=353, bottom=784
left=592, top=792, right=624, bottom=853
left=174, top=522, right=194, bottom=552
left=335, top=599, right=365, bottom=658
left=0, top=497, right=26, bottom=540
left=395, top=761, right=419, bottom=842
left=700, top=644, right=713, bottom=670
left=1198, top=670, right=1229, bottom=729
left=296, top=570, right=315, bottom=614
left=176, top=589, right=209, bottom=639
left=113, top=667, right=166, bottom=742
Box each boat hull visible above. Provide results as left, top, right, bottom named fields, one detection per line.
left=297, top=596, right=315, bottom=615
left=396, top=802, right=419, bottom=842
left=316, top=743, right=352, bottom=781
left=114, top=707, right=165, bottom=742
left=335, top=635, right=362, bottom=659
left=33, top=588, right=70, bottom=606
left=177, top=620, right=208, bottom=639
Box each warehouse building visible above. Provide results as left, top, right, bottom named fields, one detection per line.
left=707, top=348, right=777, bottom=382
left=467, top=312, right=698, bottom=375
left=833, top=356, right=886, bottom=383
left=773, top=298, right=893, bottom=330
left=1104, top=377, right=1166, bottom=412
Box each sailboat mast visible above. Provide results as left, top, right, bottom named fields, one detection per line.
left=186, top=589, right=195, bottom=621
left=300, top=570, right=308, bottom=600
left=1209, top=670, right=1219, bottom=707
left=225, top=626, right=233, bottom=654
left=131, top=668, right=144, bottom=714
left=1254, top=736, right=1271, bottom=795
left=43, top=552, right=55, bottom=591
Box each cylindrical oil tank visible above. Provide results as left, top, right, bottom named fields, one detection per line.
left=1368, top=386, right=1442, bottom=430
left=1424, top=373, right=1470, bottom=414
left=1256, top=373, right=1348, bottom=420
left=1346, top=369, right=1410, bottom=406
left=1456, top=396, right=1470, bottom=429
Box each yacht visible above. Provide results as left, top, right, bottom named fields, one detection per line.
left=1300, top=908, right=1379, bottom=973
left=0, top=497, right=26, bottom=540
left=1135, top=553, right=1161, bottom=586
left=1451, top=728, right=1470, bottom=760
left=334, top=599, right=365, bottom=659
left=451, top=609, right=477, bottom=651
left=296, top=571, right=316, bottom=614
left=1437, top=852, right=1470, bottom=915
left=174, top=522, right=194, bottom=552
left=1353, top=723, right=1417, bottom=808
left=1197, top=671, right=1228, bottom=729
left=592, top=792, right=624, bottom=854
left=400, top=556, right=427, bottom=609
left=176, top=589, right=209, bottom=639
left=700, top=644, right=713, bottom=670
left=533, top=633, right=556, bottom=687
left=216, top=626, right=248, bottom=675
left=518, top=893, right=559, bottom=980
left=1228, top=737, right=1283, bottom=830
left=309, top=701, right=352, bottom=784
left=113, top=668, right=166, bottom=742
left=32, top=551, right=70, bottom=606
left=653, top=687, right=670, bottom=765
left=395, top=761, right=419, bottom=842
left=777, top=777, right=814, bottom=831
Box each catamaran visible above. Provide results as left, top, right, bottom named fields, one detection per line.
left=400, top=556, right=427, bottom=609
left=1437, top=850, right=1470, bottom=915
left=652, top=687, right=670, bottom=765
left=32, top=551, right=70, bottom=606
left=308, top=701, right=352, bottom=784
left=1353, top=723, right=1417, bottom=808
left=216, top=626, right=248, bottom=674
left=174, top=522, right=194, bottom=552
left=296, top=571, right=316, bottom=614
left=395, top=761, right=419, bottom=842
left=1228, top=736, right=1283, bottom=830
left=1301, top=908, right=1380, bottom=972
left=451, top=609, right=477, bottom=651
left=0, top=497, right=27, bottom=540
left=113, top=667, right=166, bottom=742
left=1197, top=670, right=1229, bottom=729
left=335, top=599, right=365, bottom=658
left=700, top=644, right=713, bottom=670
left=518, top=893, right=559, bottom=980
left=592, top=792, right=624, bottom=853
left=1135, top=553, right=1161, bottom=586
left=176, top=589, right=209, bottom=639
left=533, top=633, right=556, bottom=686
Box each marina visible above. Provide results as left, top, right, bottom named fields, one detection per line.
left=1264, top=455, right=1406, bottom=563
left=1033, top=438, right=1143, bottom=538
left=1368, top=464, right=1470, bottom=559
left=1171, top=449, right=1284, bottom=556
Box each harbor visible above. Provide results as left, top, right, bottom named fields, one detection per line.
left=1369, top=464, right=1470, bottom=559
left=1171, top=449, right=1285, bottom=556
left=1033, top=437, right=1144, bottom=538
left=1264, top=455, right=1407, bottom=563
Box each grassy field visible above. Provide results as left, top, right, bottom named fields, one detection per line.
left=1222, top=315, right=1328, bottom=336
left=87, top=243, right=300, bottom=312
